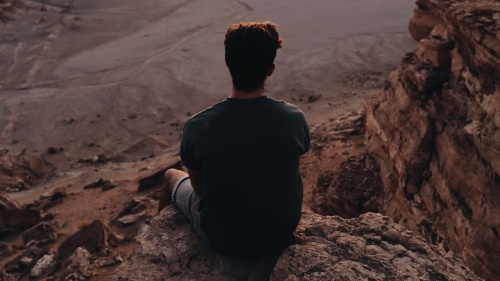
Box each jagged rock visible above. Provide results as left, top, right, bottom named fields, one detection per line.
left=112, top=207, right=480, bottom=280
left=114, top=197, right=155, bottom=226
left=61, top=246, right=96, bottom=280
left=364, top=0, right=500, bottom=279
left=408, top=3, right=442, bottom=41
left=0, top=148, right=50, bottom=192
left=111, top=205, right=280, bottom=281
left=25, top=187, right=67, bottom=211
left=0, top=192, right=41, bottom=234
left=271, top=210, right=481, bottom=281
left=58, top=220, right=119, bottom=260
left=325, top=154, right=383, bottom=218
left=0, top=242, right=17, bottom=259
left=30, top=254, right=56, bottom=278
left=0, top=270, right=16, bottom=281
left=83, top=178, right=116, bottom=191
left=3, top=246, right=47, bottom=275
left=21, top=221, right=56, bottom=246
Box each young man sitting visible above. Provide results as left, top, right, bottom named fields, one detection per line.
left=159, top=21, right=310, bottom=258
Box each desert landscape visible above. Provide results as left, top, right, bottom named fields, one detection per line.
left=1, top=0, right=499, bottom=280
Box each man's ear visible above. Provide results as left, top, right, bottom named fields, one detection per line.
left=267, top=63, right=276, bottom=77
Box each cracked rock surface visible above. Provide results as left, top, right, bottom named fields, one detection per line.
left=113, top=207, right=480, bottom=281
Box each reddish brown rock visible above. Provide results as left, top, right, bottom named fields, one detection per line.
left=271, top=209, right=481, bottom=281
left=325, top=154, right=383, bottom=218
left=408, top=4, right=442, bottom=41
left=58, top=220, right=119, bottom=260
left=21, top=221, right=56, bottom=246
left=0, top=148, right=50, bottom=192
left=112, top=207, right=481, bottom=281
left=0, top=192, right=41, bottom=234
left=25, top=187, right=67, bottom=211
left=364, top=0, right=500, bottom=279
left=3, top=246, right=47, bottom=275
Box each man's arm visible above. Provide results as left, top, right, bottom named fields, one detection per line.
left=188, top=169, right=203, bottom=195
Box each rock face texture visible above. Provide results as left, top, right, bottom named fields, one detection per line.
left=111, top=205, right=280, bottom=281
left=272, top=209, right=480, bottom=281
left=112, top=206, right=481, bottom=281
left=364, top=0, right=500, bottom=279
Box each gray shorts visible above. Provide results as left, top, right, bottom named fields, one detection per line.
left=171, top=176, right=211, bottom=245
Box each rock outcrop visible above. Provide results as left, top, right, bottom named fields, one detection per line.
left=0, top=148, right=50, bottom=192
left=364, top=0, right=500, bottom=279
left=112, top=206, right=481, bottom=281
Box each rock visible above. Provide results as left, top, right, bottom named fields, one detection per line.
left=271, top=209, right=481, bottom=281
left=364, top=0, right=500, bottom=279
left=58, top=220, right=119, bottom=260
left=0, top=270, right=16, bottom=281
left=95, top=254, right=123, bottom=268
left=112, top=207, right=480, bottom=280
left=408, top=6, right=441, bottom=41
left=25, top=187, right=67, bottom=211
left=83, top=178, right=116, bottom=191
left=116, top=211, right=147, bottom=226
left=306, top=94, right=322, bottom=103
left=115, top=197, right=155, bottom=226
left=0, top=192, right=42, bottom=234
left=30, top=254, right=56, bottom=278
left=3, top=246, right=47, bottom=275
left=0, top=242, right=16, bottom=259
left=0, top=148, right=50, bottom=192
left=65, top=247, right=92, bottom=270
left=62, top=247, right=96, bottom=280
left=111, top=205, right=279, bottom=281
left=325, top=154, right=384, bottom=218
left=21, top=221, right=56, bottom=246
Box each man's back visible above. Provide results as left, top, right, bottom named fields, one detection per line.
left=181, top=96, right=310, bottom=257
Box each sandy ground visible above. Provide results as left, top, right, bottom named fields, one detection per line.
left=0, top=0, right=416, bottom=279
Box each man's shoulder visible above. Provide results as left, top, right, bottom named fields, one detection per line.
left=185, top=102, right=223, bottom=125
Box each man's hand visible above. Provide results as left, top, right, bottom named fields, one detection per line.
left=188, top=169, right=203, bottom=195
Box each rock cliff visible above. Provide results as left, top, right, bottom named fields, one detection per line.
left=365, top=0, right=500, bottom=279
left=112, top=206, right=480, bottom=281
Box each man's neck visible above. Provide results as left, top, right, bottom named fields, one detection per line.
left=229, top=87, right=266, bottom=99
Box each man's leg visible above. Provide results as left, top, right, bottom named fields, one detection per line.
left=159, top=168, right=211, bottom=245
left=158, top=168, right=188, bottom=213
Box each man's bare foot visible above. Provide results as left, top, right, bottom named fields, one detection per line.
left=158, top=168, right=188, bottom=213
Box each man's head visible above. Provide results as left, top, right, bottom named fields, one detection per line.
left=224, top=22, right=283, bottom=92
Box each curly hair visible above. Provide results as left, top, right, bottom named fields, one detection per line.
left=224, top=22, right=283, bottom=91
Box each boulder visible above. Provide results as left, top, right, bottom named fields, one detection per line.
left=325, top=154, right=383, bottom=218
left=0, top=192, right=41, bottom=234
left=0, top=148, right=50, bottom=192
left=271, top=210, right=481, bottom=281
left=58, top=220, right=120, bottom=260
left=112, top=206, right=481, bottom=280
left=111, top=205, right=280, bottom=281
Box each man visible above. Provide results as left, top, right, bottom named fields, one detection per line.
left=159, top=21, right=310, bottom=258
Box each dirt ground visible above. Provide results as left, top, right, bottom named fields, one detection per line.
left=0, top=0, right=416, bottom=279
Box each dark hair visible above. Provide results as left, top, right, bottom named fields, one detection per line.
left=224, top=22, right=283, bottom=91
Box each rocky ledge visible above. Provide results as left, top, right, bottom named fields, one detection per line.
left=112, top=206, right=480, bottom=281
left=365, top=0, right=500, bottom=279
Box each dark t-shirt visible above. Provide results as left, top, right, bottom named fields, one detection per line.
left=180, top=96, right=310, bottom=257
